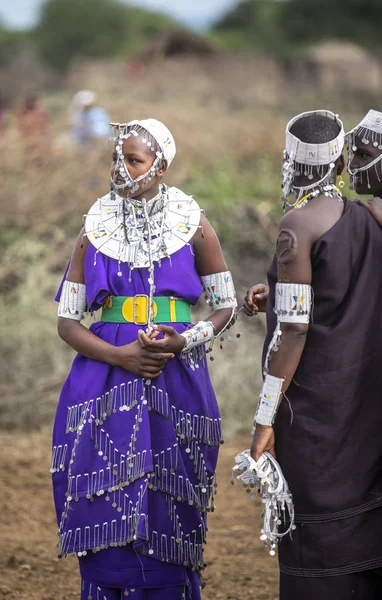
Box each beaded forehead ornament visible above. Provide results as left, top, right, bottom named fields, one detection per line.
left=346, top=109, right=382, bottom=190
left=109, top=118, right=176, bottom=196
left=282, top=110, right=345, bottom=208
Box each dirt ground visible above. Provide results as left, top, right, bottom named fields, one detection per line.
left=0, top=430, right=278, bottom=600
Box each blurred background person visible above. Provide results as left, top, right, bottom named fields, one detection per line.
left=69, top=89, right=110, bottom=148
left=0, top=94, right=6, bottom=155
left=18, top=92, right=49, bottom=167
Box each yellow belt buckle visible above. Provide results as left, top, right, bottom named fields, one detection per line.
left=121, top=295, right=158, bottom=324
left=133, top=294, right=149, bottom=325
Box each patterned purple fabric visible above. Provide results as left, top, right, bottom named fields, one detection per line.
left=52, top=242, right=221, bottom=597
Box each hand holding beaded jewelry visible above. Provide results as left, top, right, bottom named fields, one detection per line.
left=232, top=449, right=295, bottom=554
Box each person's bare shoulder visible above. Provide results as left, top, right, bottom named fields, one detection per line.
left=280, top=197, right=341, bottom=245
left=278, top=208, right=313, bottom=239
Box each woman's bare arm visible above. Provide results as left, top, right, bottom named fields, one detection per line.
left=193, top=214, right=235, bottom=331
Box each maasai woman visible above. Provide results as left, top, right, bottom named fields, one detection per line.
left=52, top=118, right=237, bottom=600
left=347, top=109, right=382, bottom=223
left=242, top=110, right=382, bottom=599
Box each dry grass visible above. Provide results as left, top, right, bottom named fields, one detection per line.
left=0, top=52, right=365, bottom=431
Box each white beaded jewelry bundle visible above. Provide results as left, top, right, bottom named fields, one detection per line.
left=232, top=450, right=295, bottom=556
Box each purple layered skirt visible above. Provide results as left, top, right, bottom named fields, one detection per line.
left=52, top=243, right=221, bottom=598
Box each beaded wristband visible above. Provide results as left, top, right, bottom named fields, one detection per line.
left=58, top=281, right=87, bottom=321
left=180, top=321, right=214, bottom=353
left=253, top=374, right=284, bottom=428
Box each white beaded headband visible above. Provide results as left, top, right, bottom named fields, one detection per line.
left=285, top=110, right=345, bottom=166
left=347, top=109, right=382, bottom=138
left=282, top=110, right=345, bottom=206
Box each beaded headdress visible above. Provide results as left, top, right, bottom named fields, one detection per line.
left=282, top=110, right=345, bottom=208
left=109, top=118, right=176, bottom=195
left=346, top=109, right=382, bottom=190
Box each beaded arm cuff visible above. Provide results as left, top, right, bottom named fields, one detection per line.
left=180, top=321, right=214, bottom=353
left=253, top=374, right=284, bottom=428
left=201, top=271, right=237, bottom=310
left=275, top=282, right=312, bottom=323
left=58, top=281, right=86, bottom=321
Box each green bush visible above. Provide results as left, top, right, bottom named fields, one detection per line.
left=0, top=26, right=28, bottom=66
left=33, top=0, right=175, bottom=71
left=213, top=0, right=382, bottom=55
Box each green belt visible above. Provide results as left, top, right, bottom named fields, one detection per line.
left=100, top=295, right=192, bottom=325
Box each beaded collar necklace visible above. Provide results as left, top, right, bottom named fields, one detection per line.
left=293, top=184, right=343, bottom=210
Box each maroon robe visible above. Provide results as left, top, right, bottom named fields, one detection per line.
left=264, top=198, right=382, bottom=579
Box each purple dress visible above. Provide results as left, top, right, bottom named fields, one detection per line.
left=52, top=242, right=222, bottom=599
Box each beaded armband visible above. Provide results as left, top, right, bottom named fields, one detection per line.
left=58, top=280, right=86, bottom=321
left=201, top=271, right=237, bottom=310
left=181, top=321, right=215, bottom=353
left=253, top=374, right=284, bottom=429
left=275, top=282, right=312, bottom=324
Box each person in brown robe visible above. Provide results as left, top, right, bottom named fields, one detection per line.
left=244, top=110, right=382, bottom=599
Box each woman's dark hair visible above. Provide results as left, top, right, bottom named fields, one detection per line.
left=290, top=114, right=341, bottom=144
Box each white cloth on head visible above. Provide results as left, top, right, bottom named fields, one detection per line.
left=127, top=118, right=176, bottom=166
left=285, top=109, right=345, bottom=166
left=71, top=90, right=97, bottom=109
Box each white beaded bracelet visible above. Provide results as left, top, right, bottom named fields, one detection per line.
left=180, top=320, right=215, bottom=353
left=253, top=374, right=284, bottom=429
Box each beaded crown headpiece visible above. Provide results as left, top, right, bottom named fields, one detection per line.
left=346, top=109, right=382, bottom=189
left=282, top=110, right=345, bottom=207
left=109, top=118, right=176, bottom=195
left=109, top=118, right=176, bottom=165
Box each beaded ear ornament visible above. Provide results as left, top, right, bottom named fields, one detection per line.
left=346, top=109, right=382, bottom=191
